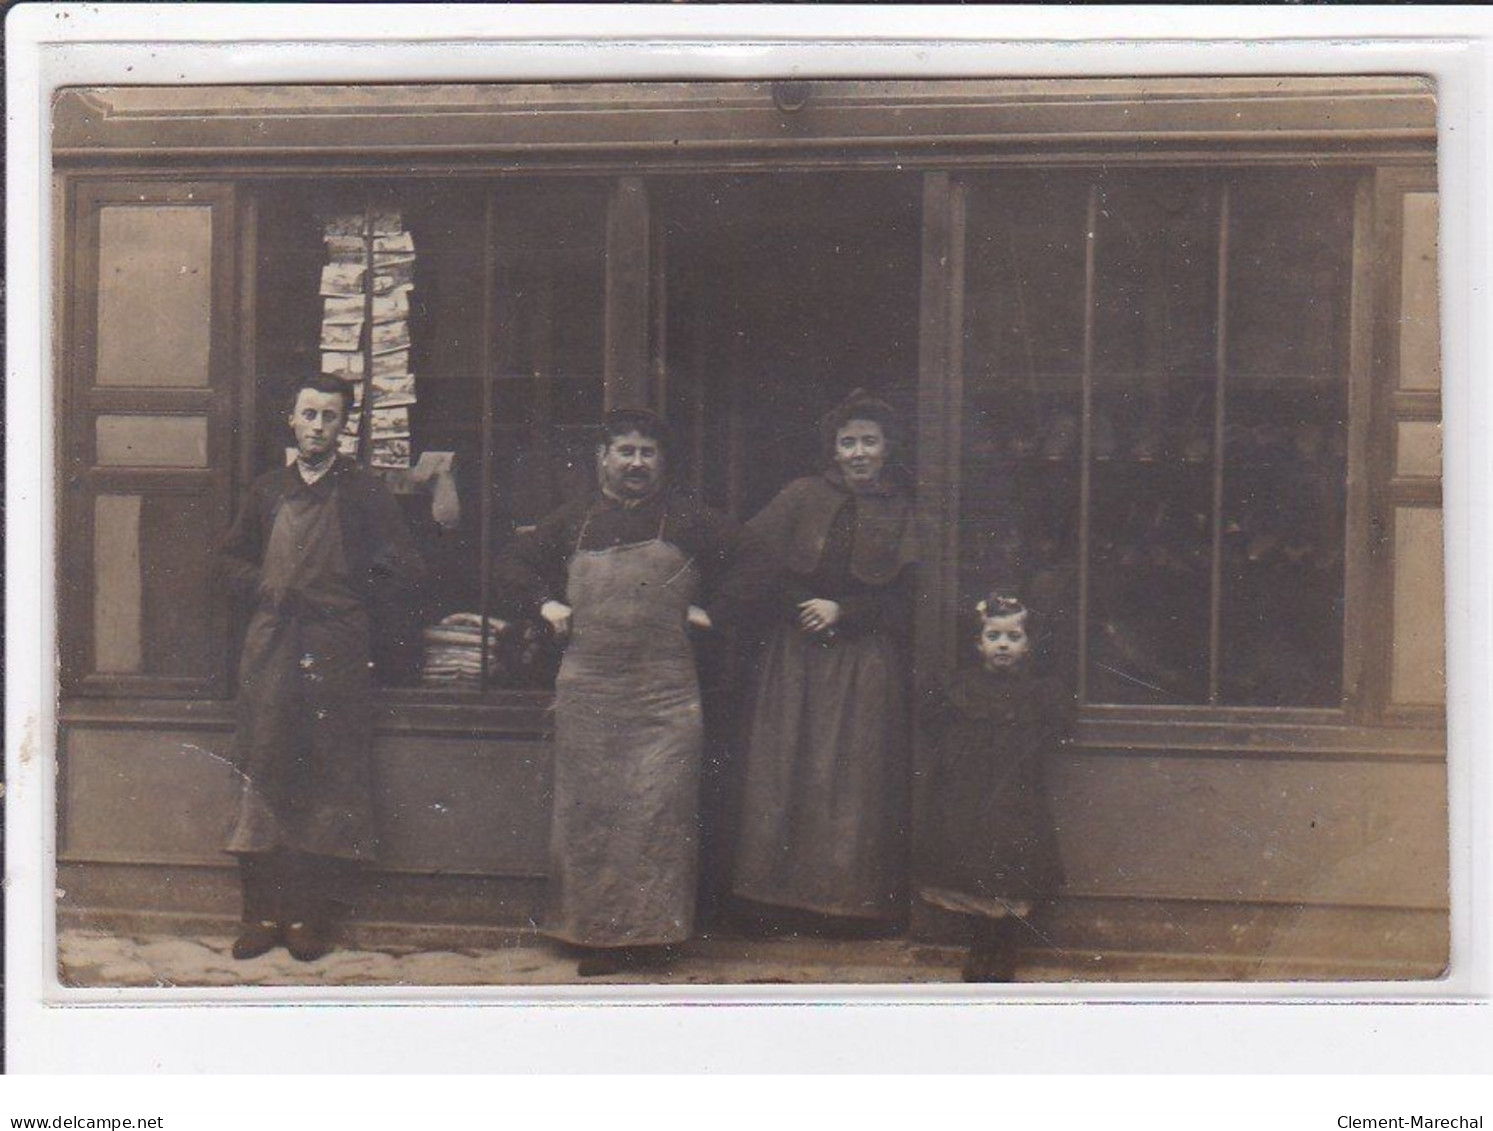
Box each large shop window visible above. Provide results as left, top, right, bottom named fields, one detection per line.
left=252, top=180, right=608, bottom=695
left=959, top=168, right=1355, bottom=709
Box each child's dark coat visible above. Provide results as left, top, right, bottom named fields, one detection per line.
left=917, top=667, right=1074, bottom=913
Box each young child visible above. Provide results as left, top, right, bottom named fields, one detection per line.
left=917, top=593, right=1074, bottom=982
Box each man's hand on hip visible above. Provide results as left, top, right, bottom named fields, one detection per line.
left=687, top=605, right=713, bottom=631
left=540, top=599, right=573, bottom=640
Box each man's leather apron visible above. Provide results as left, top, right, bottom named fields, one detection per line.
left=226, top=480, right=376, bottom=861
left=544, top=516, right=704, bottom=947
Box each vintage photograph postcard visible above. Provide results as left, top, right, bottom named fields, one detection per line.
left=50, top=75, right=1448, bottom=991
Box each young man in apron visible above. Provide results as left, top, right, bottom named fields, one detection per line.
left=217, top=375, right=424, bottom=962
left=496, top=409, right=776, bottom=977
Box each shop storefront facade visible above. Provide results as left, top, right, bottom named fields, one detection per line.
left=54, top=78, right=1447, bottom=976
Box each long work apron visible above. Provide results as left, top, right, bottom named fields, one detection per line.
left=545, top=518, right=704, bottom=948
left=226, top=481, right=376, bottom=861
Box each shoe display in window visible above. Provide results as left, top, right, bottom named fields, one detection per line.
left=1246, top=528, right=1282, bottom=564
left=1178, top=421, right=1211, bottom=463
left=1042, top=413, right=1078, bottom=461
left=1281, top=539, right=1314, bottom=565
left=1008, top=424, right=1041, bottom=460
left=1129, top=423, right=1163, bottom=463
left=1090, top=412, right=1118, bottom=460
left=1292, top=423, right=1325, bottom=463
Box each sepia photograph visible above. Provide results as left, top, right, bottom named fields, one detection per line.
left=48, top=73, right=1449, bottom=993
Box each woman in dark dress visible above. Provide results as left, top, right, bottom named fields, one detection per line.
left=732, top=391, right=920, bottom=930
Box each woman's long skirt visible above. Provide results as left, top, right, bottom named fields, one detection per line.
left=733, top=625, right=909, bottom=920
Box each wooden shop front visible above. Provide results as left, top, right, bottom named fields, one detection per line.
left=53, top=79, right=1446, bottom=976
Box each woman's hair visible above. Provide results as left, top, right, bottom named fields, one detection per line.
left=820, top=388, right=900, bottom=461
left=598, top=406, right=671, bottom=458
left=287, top=374, right=355, bottom=419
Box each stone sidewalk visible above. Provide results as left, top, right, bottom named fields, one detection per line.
left=58, top=925, right=981, bottom=989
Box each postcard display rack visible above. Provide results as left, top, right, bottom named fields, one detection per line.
left=317, top=207, right=418, bottom=467
left=316, top=207, right=510, bottom=690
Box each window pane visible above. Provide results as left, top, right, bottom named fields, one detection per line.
left=490, top=183, right=608, bottom=530
left=93, top=491, right=219, bottom=679
left=1085, top=173, right=1220, bottom=705
left=1399, top=192, right=1441, bottom=391
left=94, top=495, right=143, bottom=673
left=1391, top=506, right=1446, bottom=705
left=96, top=205, right=213, bottom=388
left=1218, top=171, right=1354, bottom=707
left=139, top=492, right=218, bottom=677
left=960, top=172, right=1088, bottom=675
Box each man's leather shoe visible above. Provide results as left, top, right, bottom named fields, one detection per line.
left=284, top=921, right=330, bottom=963
left=231, top=920, right=281, bottom=961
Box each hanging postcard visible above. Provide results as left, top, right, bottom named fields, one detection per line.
left=370, top=438, right=412, bottom=469
left=369, top=209, right=402, bottom=235
left=319, top=262, right=366, bottom=297
left=371, top=374, right=417, bottom=409
left=321, top=351, right=365, bottom=378
left=324, top=235, right=367, bottom=264
left=371, top=319, right=411, bottom=354
left=373, top=232, right=415, bottom=254
left=371, top=289, right=410, bottom=322
left=322, top=212, right=366, bottom=239
left=370, top=406, right=411, bottom=440
left=320, top=320, right=364, bottom=351
left=323, top=295, right=365, bottom=324
left=372, top=255, right=415, bottom=292
left=372, top=350, right=411, bottom=379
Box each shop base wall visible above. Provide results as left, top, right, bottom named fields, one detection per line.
left=56, top=722, right=1449, bottom=980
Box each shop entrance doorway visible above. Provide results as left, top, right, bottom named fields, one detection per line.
left=654, top=173, right=923, bottom=928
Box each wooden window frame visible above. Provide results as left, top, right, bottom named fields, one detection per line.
left=59, top=180, right=241, bottom=699
left=1369, top=166, right=1445, bottom=727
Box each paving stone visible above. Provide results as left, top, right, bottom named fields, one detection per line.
left=136, top=938, right=219, bottom=966
left=59, top=934, right=125, bottom=964
left=93, top=960, right=159, bottom=985
left=56, top=926, right=967, bottom=990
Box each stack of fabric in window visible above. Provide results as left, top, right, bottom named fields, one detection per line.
left=317, top=208, right=418, bottom=468
left=419, top=612, right=504, bottom=691
left=419, top=613, right=561, bottom=690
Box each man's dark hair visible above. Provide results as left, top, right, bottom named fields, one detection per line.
left=598, top=407, right=670, bottom=458
left=288, top=374, right=356, bottom=420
